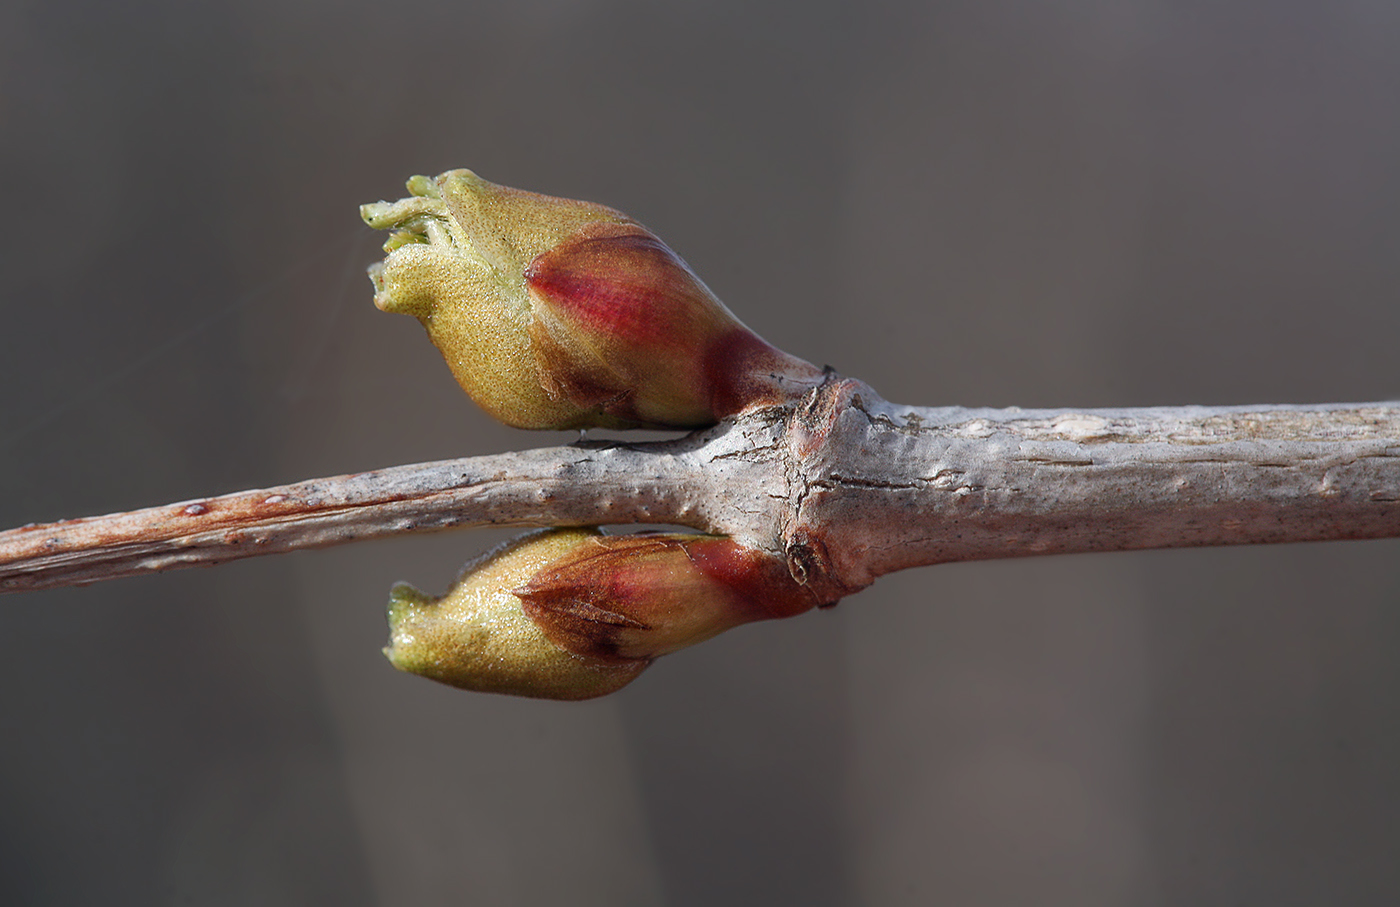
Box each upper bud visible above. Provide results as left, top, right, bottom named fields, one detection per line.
left=362, top=169, right=822, bottom=430
left=384, top=528, right=820, bottom=700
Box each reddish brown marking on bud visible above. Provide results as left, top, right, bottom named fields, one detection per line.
left=682, top=537, right=825, bottom=617
left=516, top=535, right=670, bottom=662
left=518, top=597, right=651, bottom=666
left=515, top=533, right=824, bottom=663
left=701, top=327, right=791, bottom=418
left=524, top=223, right=722, bottom=355
left=527, top=318, right=634, bottom=411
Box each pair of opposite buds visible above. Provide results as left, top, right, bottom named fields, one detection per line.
left=362, top=170, right=827, bottom=699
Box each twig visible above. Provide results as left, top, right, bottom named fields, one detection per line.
left=3, top=377, right=1398, bottom=596
left=0, top=413, right=786, bottom=593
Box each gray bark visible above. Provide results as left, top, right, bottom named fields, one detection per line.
left=2, top=375, right=1397, bottom=597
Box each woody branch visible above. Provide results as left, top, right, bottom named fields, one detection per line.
left=4, top=376, right=1396, bottom=596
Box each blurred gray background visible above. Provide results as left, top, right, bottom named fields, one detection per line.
left=1, top=1, right=1397, bottom=904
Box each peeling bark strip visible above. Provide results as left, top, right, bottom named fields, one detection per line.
left=2, top=376, right=1398, bottom=595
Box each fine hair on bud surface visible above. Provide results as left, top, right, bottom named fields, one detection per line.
left=361, top=169, right=823, bottom=432
left=384, top=529, right=648, bottom=701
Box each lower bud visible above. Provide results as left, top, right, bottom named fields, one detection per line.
left=384, top=528, right=823, bottom=700
left=515, top=531, right=817, bottom=662
left=384, top=529, right=647, bottom=700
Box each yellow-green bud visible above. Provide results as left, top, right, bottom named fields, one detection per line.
left=384, top=528, right=820, bottom=700
left=362, top=169, right=822, bottom=430
left=384, top=529, right=647, bottom=700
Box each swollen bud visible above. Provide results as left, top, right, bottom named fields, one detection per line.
left=384, top=529, right=647, bottom=700
left=361, top=169, right=822, bottom=430
left=515, top=530, right=817, bottom=662
left=384, top=528, right=820, bottom=700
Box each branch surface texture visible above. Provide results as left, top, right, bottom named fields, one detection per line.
left=4, top=378, right=1396, bottom=597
